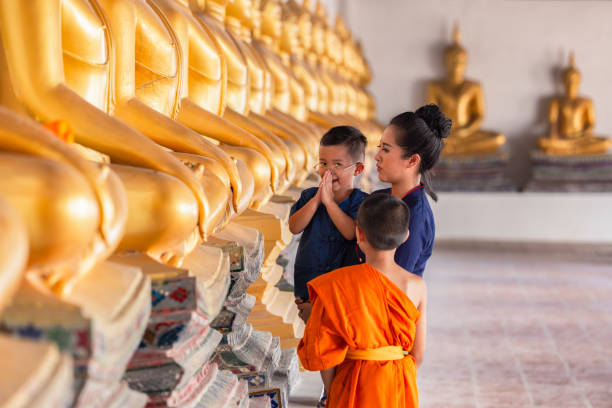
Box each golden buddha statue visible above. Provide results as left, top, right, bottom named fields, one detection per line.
left=148, top=0, right=277, bottom=207
left=0, top=0, right=214, bottom=265
left=538, top=53, right=611, bottom=155
left=309, top=0, right=349, bottom=122
left=252, top=0, right=321, bottom=160
left=224, top=0, right=310, bottom=185
left=427, top=26, right=506, bottom=155
left=97, top=0, right=242, bottom=233
left=284, top=0, right=339, bottom=130
left=188, top=0, right=292, bottom=193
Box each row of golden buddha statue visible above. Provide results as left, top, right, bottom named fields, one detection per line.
left=430, top=27, right=610, bottom=157
left=0, top=0, right=381, bottom=405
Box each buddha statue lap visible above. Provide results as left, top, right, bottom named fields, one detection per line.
left=426, top=26, right=506, bottom=156
left=538, top=54, right=610, bottom=156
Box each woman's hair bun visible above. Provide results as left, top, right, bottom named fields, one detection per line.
left=415, top=104, right=452, bottom=140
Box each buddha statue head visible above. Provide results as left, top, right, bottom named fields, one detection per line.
left=563, top=52, right=581, bottom=99
left=280, top=2, right=301, bottom=57
left=259, top=0, right=282, bottom=44
left=445, top=25, right=467, bottom=84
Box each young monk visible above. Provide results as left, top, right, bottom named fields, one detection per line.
left=298, top=193, right=427, bottom=407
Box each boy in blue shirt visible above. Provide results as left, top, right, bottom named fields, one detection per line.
left=289, top=126, right=368, bottom=304
left=288, top=125, right=368, bottom=407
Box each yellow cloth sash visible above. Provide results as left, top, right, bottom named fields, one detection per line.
left=345, top=346, right=409, bottom=361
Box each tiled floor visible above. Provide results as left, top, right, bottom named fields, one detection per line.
left=289, top=247, right=612, bottom=407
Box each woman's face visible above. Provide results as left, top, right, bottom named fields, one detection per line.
left=375, top=125, right=412, bottom=183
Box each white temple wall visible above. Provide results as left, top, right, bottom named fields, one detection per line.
left=342, top=0, right=612, bottom=186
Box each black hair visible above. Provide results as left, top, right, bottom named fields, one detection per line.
left=389, top=104, right=452, bottom=201
left=357, top=193, right=410, bottom=250
left=320, top=125, right=367, bottom=162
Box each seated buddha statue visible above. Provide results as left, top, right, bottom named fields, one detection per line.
left=283, top=0, right=339, bottom=130
left=308, top=1, right=343, bottom=119
left=148, top=0, right=276, bottom=207
left=252, top=0, right=321, bottom=162
left=225, top=0, right=309, bottom=185
left=0, top=0, right=214, bottom=265
left=187, top=0, right=291, bottom=193
left=538, top=53, right=611, bottom=155
left=426, top=26, right=506, bottom=155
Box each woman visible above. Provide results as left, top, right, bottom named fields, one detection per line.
left=365, top=104, right=451, bottom=277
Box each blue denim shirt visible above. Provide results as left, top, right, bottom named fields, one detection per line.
left=290, top=187, right=369, bottom=299
left=350, top=185, right=435, bottom=277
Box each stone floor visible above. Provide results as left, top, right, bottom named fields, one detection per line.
left=289, top=247, right=612, bottom=407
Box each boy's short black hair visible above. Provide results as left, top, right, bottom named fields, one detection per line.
left=357, top=193, right=410, bottom=250
left=320, top=126, right=367, bottom=161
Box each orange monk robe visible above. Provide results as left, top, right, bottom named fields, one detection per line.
left=298, top=263, right=420, bottom=408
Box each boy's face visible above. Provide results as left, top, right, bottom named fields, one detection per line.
left=318, top=144, right=362, bottom=192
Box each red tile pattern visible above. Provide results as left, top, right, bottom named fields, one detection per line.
left=419, top=248, right=612, bottom=408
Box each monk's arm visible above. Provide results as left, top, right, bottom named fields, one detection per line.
left=289, top=192, right=321, bottom=234
left=411, top=281, right=428, bottom=368
left=321, top=367, right=336, bottom=392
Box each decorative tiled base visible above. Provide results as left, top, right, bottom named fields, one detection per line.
left=432, top=153, right=515, bottom=192
left=0, top=262, right=150, bottom=404
left=527, top=151, right=612, bottom=191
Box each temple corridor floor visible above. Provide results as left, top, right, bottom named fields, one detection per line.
left=289, top=246, right=612, bottom=407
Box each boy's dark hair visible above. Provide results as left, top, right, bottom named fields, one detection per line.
left=357, top=193, right=410, bottom=250
left=320, top=126, right=367, bottom=161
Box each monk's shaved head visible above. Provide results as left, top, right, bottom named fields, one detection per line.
left=357, top=193, right=410, bottom=250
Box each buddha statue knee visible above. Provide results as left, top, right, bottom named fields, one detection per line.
left=172, top=152, right=233, bottom=233
left=220, top=144, right=273, bottom=209
left=112, top=164, right=200, bottom=265
left=0, top=198, right=28, bottom=312
left=426, top=26, right=505, bottom=156
left=0, top=153, right=101, bottom=288
left=538, top=54, right=610, bottom=156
